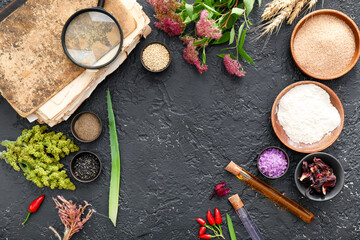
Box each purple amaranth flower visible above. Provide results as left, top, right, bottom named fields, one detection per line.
left=223, top=54, right=246, bottom=77
left=209, top=182, right=230, bottom=200
left=183, top=41, right=208, bottom=74
left=155, top=18, right=183, bottom=37
left=196, top=10, right=222, bottom=40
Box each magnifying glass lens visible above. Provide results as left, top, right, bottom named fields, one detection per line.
left=64, top=11, right=121, bottom=68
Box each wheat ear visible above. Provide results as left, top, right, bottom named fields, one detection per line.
left=307, top=0, right=319, bottom=10
left=261, top=0, right=287, bottom=21
left=287, top=0, right=309, bottom=24
left=259, top=0, right=297, bottom=37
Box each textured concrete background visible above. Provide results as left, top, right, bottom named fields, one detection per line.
left=0, top=0, right=359, bottom=239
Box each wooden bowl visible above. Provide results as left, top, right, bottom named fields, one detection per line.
left=271, top=81, right=344, bottom=153
left=290, top=9, right=360, bottom=80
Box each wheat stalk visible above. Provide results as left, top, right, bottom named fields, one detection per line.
left=261, top=0, right=287, bottom=21
left=287, top=0, right=309, bottom=24
left=259, top=0, right=297, bottom=37
left=307, top=0, right=319, bottom=10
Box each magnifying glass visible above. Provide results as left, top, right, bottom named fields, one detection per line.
left=61, top=0, right=123, bottom=69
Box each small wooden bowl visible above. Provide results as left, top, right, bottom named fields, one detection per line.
left=271, top=81, right=344, bottom=153
left=290, top=9, right=360, bottom=80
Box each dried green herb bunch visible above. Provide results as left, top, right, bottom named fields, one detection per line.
left=0, top=125, right=79, bottom=190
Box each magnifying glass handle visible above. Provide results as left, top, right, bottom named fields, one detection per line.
left=98, top=0, right=105, bottom=7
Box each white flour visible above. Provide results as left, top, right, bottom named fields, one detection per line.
left=277, top=84, right=341, bottom=144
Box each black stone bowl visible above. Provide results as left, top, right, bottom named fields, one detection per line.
left=140, top=41, right=172, bottom=73
left=295, top=152, right=344, bottom=201
left=257, top=146, right=290, bottom=179
left=70, top=151, right=102, bottom=183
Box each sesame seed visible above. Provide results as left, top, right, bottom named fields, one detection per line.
left=142, top=43, right=170, bottom=71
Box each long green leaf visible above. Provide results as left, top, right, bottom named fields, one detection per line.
left=107, top=89, right=121, bottom=227
left=237, top=46, right=254, bottom=64
left=258, top=0, right=261, bottom=6
left=229, top=26, right=235, bottom=45
left=236, top=22, right=245, bottom=45
left=244, top=0, right=255, bottom=16
left=240, top=28, right=247, bottom=48
left=201, top=3, right=221, bottom=15
left=226, top=213, right=237, bottom=240
left=202, top=48, right=206, bottom=64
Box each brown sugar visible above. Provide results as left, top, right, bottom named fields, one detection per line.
left=293, top=14, right=356, bottom=77
left=74, top=113, right=102, bottom=141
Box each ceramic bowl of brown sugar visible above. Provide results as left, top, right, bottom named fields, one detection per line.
left=291, top=9, right=360, bottom=80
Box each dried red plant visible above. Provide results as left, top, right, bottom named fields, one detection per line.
left=49, top=196, right=95, bottom=240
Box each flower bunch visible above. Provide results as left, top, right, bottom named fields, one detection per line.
left=147, top=0, right=261, bottom=77
left=49, top=196, right=95, bottom=240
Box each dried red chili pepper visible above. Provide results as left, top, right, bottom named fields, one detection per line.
left=22, top=195, right=45, bottom=225
left=196, top=218, right=207, bottom=226
left=199, top=234, right=212, bottom=239
left=214, top=208, right=222, bottom=225
left=199, top=226, right=206, bottom=235
left=207, top=210, right=215, bottom=226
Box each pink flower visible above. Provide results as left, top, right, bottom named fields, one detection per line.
left=196, top=10, right=222, bottom=39
left=49, top=196, right=95, bottom=240
left=155, top=18, right=183, bottom=36
left=209, top=182, right=230, bottom=199
left=183, top=41, right=208, bottom=74
left=223, top=55, right=246, bottom=77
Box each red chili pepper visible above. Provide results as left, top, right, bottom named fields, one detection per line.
left=22, top=195, right=45, bottom=225
left=199, top=234, right=212, bottom=239
left=199, top=226, right=206, bottom=235
left=214, top=208, right=222, bottom=225
left=207, top=209, right=215, bottom=226
left=196, top=218, right=207, bottom=226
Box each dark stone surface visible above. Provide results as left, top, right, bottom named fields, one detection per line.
left=1, top=0, right=360, bottom=239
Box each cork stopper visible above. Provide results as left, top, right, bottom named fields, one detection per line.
left=225, top=161, right=241, bottom=176
left=228, top=194, right=244, bottom=210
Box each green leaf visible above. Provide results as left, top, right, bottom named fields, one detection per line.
left=204, top=0, right=212, bottom=6
left=185, top=3, right=193, bottom=18
left=258, top=0, right=261, bottom=6
left=226, top=15, right=238, bottom=29
left=202, top=48, right=206, bottom=64
left=231, top=7, right=245, bottom=17
left=217, top=53, right=236, bottom=59
left=194, top=38, right=208, bottom=46
left=107, top=89, right=121, bottom=227
left=221, top=47, right=235, bottom=51
left=238, top=46, right=254, bottom=64
left=192, top=13, right=200, bottom=21
left=228, top=0, right=235, bottom=8
left=229, top=26, right=235, bottom=45
left=226, top=214, right=237, bottom=240
left=236, top=22, right=245, bottom=45
left=201, top=3, right=221, bottom=15
left=184, top=16, right=192, bottom=24
left=213, top=31, right=230, bottom=44
left=240, top=28, right=247, bottom=48
left=244, top=0, right=255, bottom=16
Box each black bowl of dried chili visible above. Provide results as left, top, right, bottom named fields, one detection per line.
left=70, top=151, right=102, bottom=183
left=295, top=152, right=344, bottom=201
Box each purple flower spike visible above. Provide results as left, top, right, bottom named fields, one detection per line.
left=210, top=182, right=230, bottom=200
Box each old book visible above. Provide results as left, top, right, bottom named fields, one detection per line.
left=0, top=0, right=137, bottom=117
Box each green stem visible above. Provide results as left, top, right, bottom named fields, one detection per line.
left=205, top=224, right=219, bottom=235
left=22, top=211, right=31, bottom=225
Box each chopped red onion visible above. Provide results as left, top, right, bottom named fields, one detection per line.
left=258, top=148, right=288, bottom=178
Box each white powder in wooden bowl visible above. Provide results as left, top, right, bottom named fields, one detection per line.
left=293, top=14, right=356, bottom=77
left=277, top=84, right=341, bottom=144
